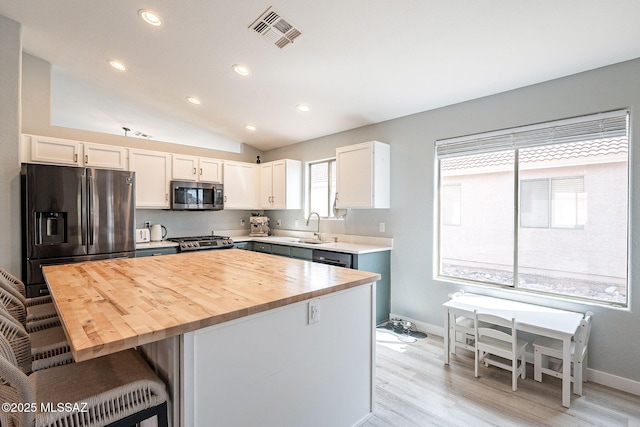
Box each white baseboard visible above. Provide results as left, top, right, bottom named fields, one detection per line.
left=387, top=313, right=640, bottom=397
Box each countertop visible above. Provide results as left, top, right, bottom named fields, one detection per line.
left=43, top=249, right=380, bottom=362
left=231, top=234, right=393, bottom=255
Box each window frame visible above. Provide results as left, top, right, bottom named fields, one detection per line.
left=306, top=158, right=337, bottom=219
left=435, top=109, right=629, bottom=307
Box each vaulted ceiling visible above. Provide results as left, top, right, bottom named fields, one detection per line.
left=3, top=1, right=640, bottom=152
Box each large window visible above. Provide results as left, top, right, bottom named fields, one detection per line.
left=308, top=159, right=336, bottom=218
left=437, top=110, right=629, bottom=305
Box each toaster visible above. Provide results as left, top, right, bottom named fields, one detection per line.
left=135, top=228, right=151, bottom=243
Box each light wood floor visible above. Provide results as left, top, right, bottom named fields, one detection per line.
left=362, top=329, right=640, bottom=427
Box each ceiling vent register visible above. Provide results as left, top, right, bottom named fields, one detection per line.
left=250, top=7, right=302, bottom=49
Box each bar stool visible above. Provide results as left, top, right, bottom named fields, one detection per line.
left=0, top=334, right=168, bottom=427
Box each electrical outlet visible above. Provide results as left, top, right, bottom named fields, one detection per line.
left=240, top=219, right=246, bottom=226
left=295, top=219, right=299, bottom=227
left=379, top=222, right=385, bottom=233
left=276, top=219, right=282, bottom=226
left=308, top=300, right=320, bottom=324
left=144, top=221, right=150, bottom=228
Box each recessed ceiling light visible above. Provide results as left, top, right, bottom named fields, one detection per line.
left=108, top=59, right=126, bottom=71
left=295, top=103, right=310, bottom=112
left=232, top=64, right=251, bottom=76
left=186, top=96, right=201, bottom=105
left=138, top=9, right=162, bottom=27
left=245, top=124, right=257, bottom=131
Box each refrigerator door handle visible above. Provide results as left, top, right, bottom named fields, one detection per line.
left=87, top=172, right=94, bottom=246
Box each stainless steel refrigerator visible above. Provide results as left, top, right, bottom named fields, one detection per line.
left=21, top=163, right=136, bottom=297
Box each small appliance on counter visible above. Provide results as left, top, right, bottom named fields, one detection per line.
left=249, top=214, right=269, bottom=237
left=136, top=228, right=150, bottom=243
left=150, top=224, right=167, bottom=242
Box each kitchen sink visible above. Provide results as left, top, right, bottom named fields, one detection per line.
left=299, top=239, right=331, bottom=244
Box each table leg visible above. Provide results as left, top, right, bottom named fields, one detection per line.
left=443, top=309, right=450, bottom=364
left=562, top=335, right=571, bottom=408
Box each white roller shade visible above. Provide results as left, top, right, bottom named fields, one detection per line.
left=436, top=109, right=628, bottom=159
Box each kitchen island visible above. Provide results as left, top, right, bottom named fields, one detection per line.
left=43, top=249, right=380, bottom=427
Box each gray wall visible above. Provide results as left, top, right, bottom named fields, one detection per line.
left=0, top=16, right=22, bottom=278
left=269, top=58, right=640, bottom=383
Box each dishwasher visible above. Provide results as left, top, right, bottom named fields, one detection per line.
left=312, top=249, right=352, bottom=268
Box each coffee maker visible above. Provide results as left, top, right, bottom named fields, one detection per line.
left=249, top=214, right=270, bottom=237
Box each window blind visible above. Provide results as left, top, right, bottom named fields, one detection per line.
left=435, top=109, right=628, bottom=159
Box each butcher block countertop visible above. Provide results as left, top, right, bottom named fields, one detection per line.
left=43, top=249, right=380, bottom=362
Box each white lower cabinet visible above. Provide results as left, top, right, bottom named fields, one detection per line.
left=223, top=161, right=258, bottom=209
left=129, top=149, right=171, bottom=208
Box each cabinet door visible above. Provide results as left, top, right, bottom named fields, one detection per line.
left=27, top=134, right=81, bottom=166
left=336, top=143, right=373, bottom=208
left=271, top=160, right=287, bottom=209
left=129, top=149, right=171, bottom=208
left=336, top=141, right=389, bottom=209
left=223, top=161, right=258, bottom=209
left=259, top=162, right=274, bottom=208
left=199, top=157, right=223, bottom=183
left=261, top=159, right=302, bottom=210
left=83, top=143, right=127, bottom=169
left=172, top=154, right=198, bottom=181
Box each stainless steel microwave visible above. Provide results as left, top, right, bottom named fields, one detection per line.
left=171, top=181, right=224, bottom=210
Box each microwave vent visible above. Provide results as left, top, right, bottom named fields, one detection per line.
left=250, top=6, right=302, bottom=49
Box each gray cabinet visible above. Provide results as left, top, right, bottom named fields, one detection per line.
left=271, top=244, right=291, bottom=257
left=353, top=251, right=390, bottom=325
left=135, top=247, right=178, bottom=257
left=290, top=247, right=313, bottom=260
left=246, top=241, right=389, bottom=323
left=254, top=242, right=272, bottom=253
left=234, top=241, right=253, bottom=250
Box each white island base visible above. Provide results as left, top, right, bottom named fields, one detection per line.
left=145, top=283, right=376, bottom=427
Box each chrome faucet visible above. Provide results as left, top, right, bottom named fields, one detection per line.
left=306, top=211, right=321, bottom=240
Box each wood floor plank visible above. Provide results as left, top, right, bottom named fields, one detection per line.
left=362, top=330, right=640, bottom=426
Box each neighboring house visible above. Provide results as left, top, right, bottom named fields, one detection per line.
left=440, top=137, right=628, bottom=303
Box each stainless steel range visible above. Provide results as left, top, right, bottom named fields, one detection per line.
left=167, top=235, right=234, bottom=252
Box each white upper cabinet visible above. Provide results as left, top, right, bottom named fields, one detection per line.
left=223, top=161, right=258, bottom=209
left=259, top=159, right=302, bottom=210
left=129, top=149, right=171, bottom=209
left=24, top=134, right=82, bottom=166
left=83, top=143, right=127, bottom=170
left=23, top=134, right=127, bottom=169
left=335, top=141, right=390, bottom=209
left=199, top=157, right=223, bottom=183
left=172, top=154, right=199, bottom=181
left=172, top=155, right=223, bottom=183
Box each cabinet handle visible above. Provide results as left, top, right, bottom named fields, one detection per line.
left=166, top=193, right=169, bottom=201
left=199, top=168, right=203, bottom=175
left=193, top=167, right=197, bottom=175
left=74, top=154, right=78, bottom=162
left=224, top=196, right=227, bottom=202
left=85, top=154, right=89, bottom=164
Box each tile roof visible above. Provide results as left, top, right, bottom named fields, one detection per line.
left=441, top=137, right=627, bottom=172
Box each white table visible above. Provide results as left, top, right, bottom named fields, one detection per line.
left=443, top=293, right=584, bottom=407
